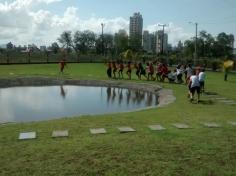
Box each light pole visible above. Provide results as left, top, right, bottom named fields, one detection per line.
left=189, top=22, right=198, bottom=65
left=158, top=24, right=167, bottom=55
left=101, top=23, right=105, bottom=55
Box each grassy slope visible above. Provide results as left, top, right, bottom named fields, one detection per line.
left=0, top=64, right=236, bottom=176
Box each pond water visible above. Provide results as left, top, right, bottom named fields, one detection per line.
left=0, top=86, right=159, bottom=123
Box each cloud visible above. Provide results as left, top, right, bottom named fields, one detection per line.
left=0, top=0, right=191, bottom=46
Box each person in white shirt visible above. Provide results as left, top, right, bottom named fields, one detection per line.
left=185, top=64, right=193, bottom=84
left=198, top=69, right=206, bottom=93
left=176, top=65, right=183, bottom=83
left=188, top=70, right=200, bottom=102
left=168, top=69, right=177, bottom=83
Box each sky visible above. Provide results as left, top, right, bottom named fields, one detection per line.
left=0, top=0, right=235, bottom=47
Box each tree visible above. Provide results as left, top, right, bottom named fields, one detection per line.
left=51, top=42, right=60, bottom=54
left=129, top=35, right=142, bottom=52
left=96, top=34, right=114, bottom=55
left=123, top=49, right=133, bottom=61
left=114, top=32, right=129, bottom=55
left=6, top=42, right=14, bottom=50
left=73, top=30, right=96, bottom=54
left=183, top=40, right=194, bottom=58
left=58, top=31, right=73, bottom=54
left=6, top=42, right=14, bottom=64
left=215, top=32, right=233, bottom=57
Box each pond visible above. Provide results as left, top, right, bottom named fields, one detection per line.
left=0, top=85, right=159, bottom=123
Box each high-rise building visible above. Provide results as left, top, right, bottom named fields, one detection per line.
left=129, top=12, right=143, bottom=50
left=143, top=30, right=151, bottom=52
left=149, top=33, right=156, bottom=53
left=155, top=30, right=168, bottom=53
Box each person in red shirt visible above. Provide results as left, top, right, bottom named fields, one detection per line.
left=106, top=61, right=112, bottom=78
left=118, top=61, right=124, bottom=79
left=134, top=62, right=140, bottom=79
left=126, top=61, right=132, bottom=80
left=112, top=61, right=117, bottom=79
left=147, top=62, right=155, bottom=81
left=161, top=64, right=168, bottom=82
left=59, top=58, right=67, bottom=73
left=156, top=62, right=163, bottom=81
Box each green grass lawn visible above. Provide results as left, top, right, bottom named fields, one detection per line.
left=0, top=63, right=236, bottom=176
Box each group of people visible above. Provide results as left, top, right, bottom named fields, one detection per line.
left=106, top=60, right=171, bottom=82
left=106, top=60, right=206, bottom=103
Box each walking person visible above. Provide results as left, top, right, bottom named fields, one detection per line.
left=198, top=68, right=206, bottom=93
left=112, top=61, right=117, bottom=79
left=156, top=62, right=163, bottom=81
left=134, top=62, right=140, bottom=79
left=188, top=70, right=201, bottom=103
left=126, top=61, right=132, bottom=80
left=118, top=61, right=124, bottom=79
left=138, top=62, right=147, bottom=80
left=106, top=61, right=112, bottom=78
left=185, top=64, right=193, bottom=84
left=59, top=58, right=67, bottom=74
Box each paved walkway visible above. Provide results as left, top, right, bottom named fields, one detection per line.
left=18, top=121, right=236, bottom=140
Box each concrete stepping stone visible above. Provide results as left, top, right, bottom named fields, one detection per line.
left=228, top=121, right=236, bottom=126
left=52, top=130, right=69, bottom=138
left=172, top=123, right=190, bottom=129
left=202, top=122, right=221, bottom=128
left=19, top=132, right=36, bottom=140
left=118, top=127, right=136, bottom=133
left=225, top=102, right=236, bottom=105
left=148, top=125, right=166, bottom=131
left=214, top=97, right=227, bottom=100
left=218, top=100, right=235, bottom=103
left=90, top=128, right=107, bottom=134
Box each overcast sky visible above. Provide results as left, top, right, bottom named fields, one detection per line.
left=0, top=0, right=235, bottom=47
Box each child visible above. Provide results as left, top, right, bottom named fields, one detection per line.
left=112, top=61, right=117, bottom=79
left=185, top=64, right=193, bottom=84
left=176, top=64, right=183, bottom=83
left=118, top=61, right=124, bottom=79
left=198, top=68, right=206, bottom=93
left=147, top=62, right=155, bottom=81
left=168, top=69, right=177, bottom=83
left=134, top=62, right=140, bottom=79
left=160, top=64, right=168, bottom=82
left=107, top=61, right=112, bottom=78
left=138, top=62, right=147, bottom=80
left=126, top=61, right=132, bottom=80
left=156, top=62, right=163, bottom=81
left=59, top=58, right=67, bottom=73
left=188, top=70, right=200, bottom=102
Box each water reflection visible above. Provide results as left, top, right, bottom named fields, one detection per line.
left=105, top=87, right=158, bottom=108
left=0, top=86, right=159, bottom=123
left=60, top=86, right=66, bottom=99
left=106, top=87, right=111, bottom=104
left=118, top=89, right=123, bottom=106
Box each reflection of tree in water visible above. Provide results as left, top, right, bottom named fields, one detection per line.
left=60, top=85, right=66, bottom=99
left=111, top=88, right=116, bottom=104
left=118, top=88, right=123, bottom=106
left=106, top=87, right=111, bottom=104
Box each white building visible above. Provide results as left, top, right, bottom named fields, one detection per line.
left=155, top=30, right=168, bottom=53
left=143, top=30, right=151, bottom=52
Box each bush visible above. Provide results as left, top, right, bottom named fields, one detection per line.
left=210, top=59, right=222, bottom=71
